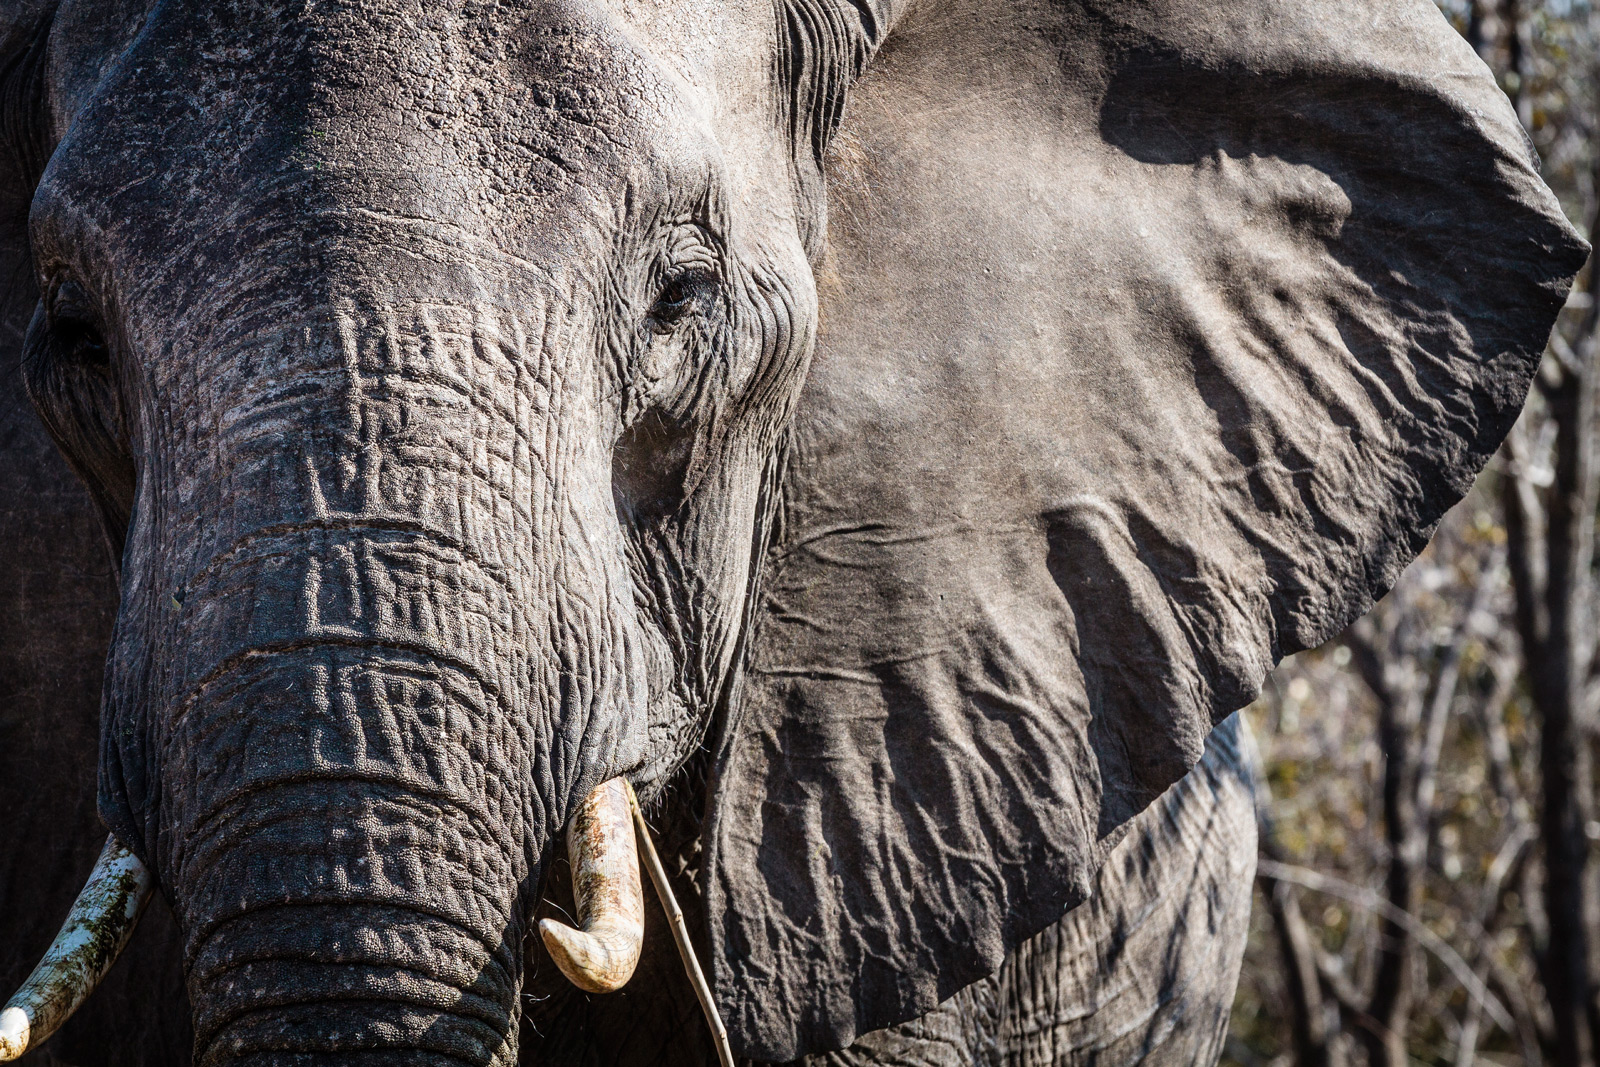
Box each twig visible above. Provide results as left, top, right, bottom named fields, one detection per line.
left=625, top=782, right=736, bottom=1067
left=1454, top=822, right=1537, bottom=1067
left=1256, top=860, right=1514, bottom=1033
left=1417, top=548, right=1504, bottom=842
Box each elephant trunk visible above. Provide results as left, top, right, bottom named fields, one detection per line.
left=166, top=631, right=529, bottom=1067
left=129, top=403, right=647, bottom=1063
left=189, top=906, right=517, bottom=1067
left=94, top=286, right=657, bottom=1059
left=191, top=902, right=521, bottom=1064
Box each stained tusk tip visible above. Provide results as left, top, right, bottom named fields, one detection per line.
left=541, top=777, right=646, bottom=994
left=539, top=918, right=639, bottom=993
left=0, top=1006, right=29, bottom=1061
left=0, top=836, right=152, bottom=1060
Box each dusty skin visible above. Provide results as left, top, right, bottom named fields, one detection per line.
left=0, top=0, right=1587, bottom=1065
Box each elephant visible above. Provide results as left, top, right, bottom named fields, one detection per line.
left=0, top=0, right=1586, bottom=1064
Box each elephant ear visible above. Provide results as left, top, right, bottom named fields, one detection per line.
left=704, top=0, right=1588, bottom=1060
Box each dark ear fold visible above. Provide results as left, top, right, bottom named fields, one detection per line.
left=21, top=302, right=137, bottom=556
left=705, top=0, right=1588, bottom=1060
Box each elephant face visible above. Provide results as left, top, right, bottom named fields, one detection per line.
left=0, top=0, right=1586, bottom=1064
left=17, top=0, right=845, bottom=1062
left=33, top=0, right=819, bottom=787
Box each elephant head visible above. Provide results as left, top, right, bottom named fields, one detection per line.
left=0, top=0, right=1585, bottom=1064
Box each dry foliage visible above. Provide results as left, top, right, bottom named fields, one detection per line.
left=1225, top=3, right=1600, bottom=1065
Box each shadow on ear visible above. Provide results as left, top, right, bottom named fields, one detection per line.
left=703, top=0, right=1588, bottom=1060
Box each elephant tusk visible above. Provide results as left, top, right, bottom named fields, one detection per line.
left=0, top=835, right=153, bottom=1062
left=539, top=777, right=645, bottom=993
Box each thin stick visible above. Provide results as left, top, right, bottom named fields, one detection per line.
left=624, top=781, right=737, bottom=1067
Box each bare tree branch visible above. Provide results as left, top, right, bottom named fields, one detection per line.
left=1258, top=861, right=1515, bottom=1033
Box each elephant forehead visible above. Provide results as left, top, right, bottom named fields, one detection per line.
left=34, top=0, right=729, bottom=270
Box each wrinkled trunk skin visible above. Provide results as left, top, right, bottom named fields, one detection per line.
left=65, top=315, right=657, bottom=1060
left=101, top=262, right=652, bottom=1067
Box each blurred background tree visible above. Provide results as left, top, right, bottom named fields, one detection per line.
left=1224, top=3, right=1600, bottom=1065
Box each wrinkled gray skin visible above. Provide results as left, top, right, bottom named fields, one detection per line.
left=0, top=0, right=1584, bottom=1065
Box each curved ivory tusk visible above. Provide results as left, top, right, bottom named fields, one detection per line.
left=539, top=777, right=645, bottom=994
left=1, top=835, right=153, bottom=1062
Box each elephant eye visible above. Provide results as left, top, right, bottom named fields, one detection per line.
left=648, top=270, right=715, bottom=333
left=57, top=318, right=110, bottom=368
left=49, top=285, right=111, bottom=368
